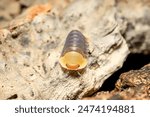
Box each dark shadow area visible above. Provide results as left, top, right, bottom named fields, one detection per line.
left=99, top=53, right=150, bottom=91
left=7, top=94, right=18, bottom=100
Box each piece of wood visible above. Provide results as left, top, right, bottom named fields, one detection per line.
left=0, top=0, right=129, bottom=99
left=83, top=64, right=150, bottom=100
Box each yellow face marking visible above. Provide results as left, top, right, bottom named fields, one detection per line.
left=59, top=51, right=87, bottom=70
left=66, top=64, right=80, bottom=70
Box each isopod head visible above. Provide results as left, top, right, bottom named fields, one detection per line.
left=59, top=30, right=88, bottom=70
left=59, top=51, right=87, bottom=70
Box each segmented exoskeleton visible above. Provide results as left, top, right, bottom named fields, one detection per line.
left=59, top=30, right=88, bottom=70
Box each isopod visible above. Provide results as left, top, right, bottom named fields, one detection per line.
left=59, top=30, right=88, bottom=70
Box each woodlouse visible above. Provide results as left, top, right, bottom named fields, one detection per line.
left=59, top=30, right=88, bottom=70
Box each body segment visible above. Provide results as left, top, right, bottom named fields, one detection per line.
left=59, top=30, right=88, bottom=70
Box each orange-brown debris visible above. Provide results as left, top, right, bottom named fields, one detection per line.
left=26, top=3, right=51, bottom=21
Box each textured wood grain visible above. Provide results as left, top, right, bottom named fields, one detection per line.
left=83, top=64, right=150, bottom=100
left=0, top=0, right=129, bottom=99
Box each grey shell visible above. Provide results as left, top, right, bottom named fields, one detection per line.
left=61, top=30, right=88, bottom=57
